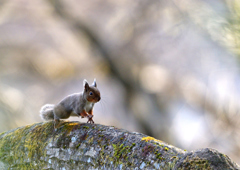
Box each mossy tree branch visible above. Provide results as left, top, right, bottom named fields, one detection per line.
left=0, top=121, right=239, bottom=169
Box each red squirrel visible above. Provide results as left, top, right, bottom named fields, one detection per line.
left=40, top=79, right=101, bottom=126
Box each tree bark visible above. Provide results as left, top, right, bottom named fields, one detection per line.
left=0, top=121, right=239, bottom=169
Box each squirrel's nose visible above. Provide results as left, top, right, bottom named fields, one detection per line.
left=98, top=96, right=101, bottom=101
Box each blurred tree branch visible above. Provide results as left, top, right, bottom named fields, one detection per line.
left=47, top=0, right=160, bottom=137
left=46, top=0, right=240, bottom=154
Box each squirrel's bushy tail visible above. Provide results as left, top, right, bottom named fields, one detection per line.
left=40, top=104, right=55, bottom=121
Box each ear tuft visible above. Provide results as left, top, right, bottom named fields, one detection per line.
left=83, top=79, right=89, bottom=91
left=92, top=78, right=97, bottom=87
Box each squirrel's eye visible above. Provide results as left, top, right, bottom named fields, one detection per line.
left=89, top=92, right=93, bottom=96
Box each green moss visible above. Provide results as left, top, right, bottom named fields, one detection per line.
left=83, top=126, right=89, bottom=129
left=98, top=147, right=107, bottom=165
left=76, top=143, right=81, bottom=149
left=127, top=162, right=132, bottom=166
left=98, top=129, right=104, bottom=132
left=130, top=143, right=136, bottom=149
left=25, top=123, right=53, bottom=158
left=62, top=122, right=79, bottom=134
left=112, top=143, right=133, bottom=164
left=97, top=139, right=102, bottom=144
left=179, top=156, right=211, bottom=170
left=0, top=122, right=53, bottom=169
left=0, top=131, right=5, bottom=137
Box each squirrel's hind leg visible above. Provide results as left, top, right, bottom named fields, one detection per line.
left=53, top=113, right=60, bottom=129
left=54, top=119, right=60, bottom=130
left=54, top=119, right=59, bottom=129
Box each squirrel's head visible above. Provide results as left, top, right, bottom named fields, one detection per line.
left=83, top=79, right=101, bottom=103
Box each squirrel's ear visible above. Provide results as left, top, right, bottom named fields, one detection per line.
left=83, top=79, right=89, bottom=91
left=92, top=79, right=97, bottom=87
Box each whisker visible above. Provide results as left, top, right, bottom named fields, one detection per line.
left=99, top=97, right=107, bottom=113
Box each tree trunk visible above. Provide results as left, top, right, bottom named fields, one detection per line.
left=0, top=121, right=239, bottom=169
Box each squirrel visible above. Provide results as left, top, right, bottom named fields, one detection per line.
left=40, top=79, right=101, bottom=126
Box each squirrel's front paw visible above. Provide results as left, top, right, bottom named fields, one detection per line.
left=87, top=119, right=94, bottom=124
left=87, top=117, right=94, bottom=124
left=87, top=114, right=93, bottom=119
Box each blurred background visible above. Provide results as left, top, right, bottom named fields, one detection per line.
left=0, top=0, right=240, bottom=164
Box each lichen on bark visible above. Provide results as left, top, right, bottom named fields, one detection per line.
left=0, top=121, right=239, bottom=169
